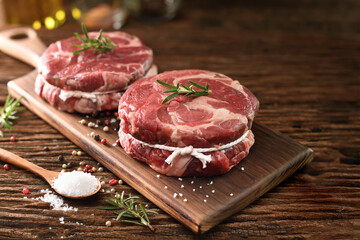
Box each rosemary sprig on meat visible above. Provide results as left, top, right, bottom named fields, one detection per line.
left=98, top=191, right=158, bottom=232
left=72, top=23, right=116, bottom=55
left=0, top=94, right=24, bottom=137
left=156, top=79, right=212, bottom=104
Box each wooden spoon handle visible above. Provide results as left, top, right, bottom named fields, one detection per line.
left=0, top=27, right=47, bottom=68
left=0, top=147, right=54, bottom=181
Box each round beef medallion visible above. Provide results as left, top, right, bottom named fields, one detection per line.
left=118, top=70, right=259, bottom=177
left=39, top=31, right=153, bottom=92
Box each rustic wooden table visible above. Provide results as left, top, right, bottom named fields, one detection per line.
left=0, top=0, right=359, bottom=239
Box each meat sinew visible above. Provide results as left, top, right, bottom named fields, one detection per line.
left=118, top=70, right=259, bottom=177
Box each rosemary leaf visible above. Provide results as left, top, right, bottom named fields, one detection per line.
left=72, top=23, right=116, bottom=55
left=156, top=80, right=178, bottom=89
left=98, top=191, right=158, bottom=232
left=121, top=219, right=146, bottom=226
left=157, top=79, right=212, bottom=104
left=189, top=80, right=208, bottom=90
left=162, top=92, right=179, bottom=104
left=0, top=94, right=24, bottom=136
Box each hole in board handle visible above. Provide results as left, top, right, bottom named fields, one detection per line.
left=10, top=33, right=29, bottom=40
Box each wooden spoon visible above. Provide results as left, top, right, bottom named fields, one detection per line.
left=0, top=148, right=101, bottom=199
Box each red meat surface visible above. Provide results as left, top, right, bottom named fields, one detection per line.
left=38, top=31, right=153, bottom=92
left=118, top=70, right=259, bottom=177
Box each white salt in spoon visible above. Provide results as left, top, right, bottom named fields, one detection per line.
left=0, top=148, right=101, bottom=199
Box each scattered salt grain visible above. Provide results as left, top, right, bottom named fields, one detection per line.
left=241, top=167, right=245, bottom=171
left=179, top=193, right=183, bottom=197
left=59, top=217, right=65, bottom=224
left=23, top=196, right=27, bottom=199
left=110, top=118, right=116, bottom=123
left=193, top=189, right=196, bottom=192
left=184, top=198, right=187, bottom=202
left=206, top=195, right=209, bottom=198
left=209, top=181, right=213, bottom=185
left=145, top=204, right=149, bottom=208
left=164, top=186, right=168, bottom=189
left=204, top=199, right=207, bottom=202
left=230, top=193, right=234, bottom=196
left=156, top=174, right=160, bottom=178
left=106, top=190, right=110, bottom=193
left=49, top=227, right=52, bottom=229
left=181, top=185, right=184, bottom=188
left=199, top=186, right=203, bottom=189
left=178, top=178, right=183, bottom=181
left=53, top=170, right=99, bottom=197
left=212, top=190, right=215, bottom=193
left=190, top=181, right=194, bottom=184
left=112, top=143, right=117, bottom=146
left=36, top=189, right=78, bottom=211
left=173, top=193, right=178, bottom=198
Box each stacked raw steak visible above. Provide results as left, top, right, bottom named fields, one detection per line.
left=118, top=70, right=259, bottom=177
left=35, top=31, right=155, bottom=113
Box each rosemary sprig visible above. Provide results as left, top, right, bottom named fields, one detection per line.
left=72, top=23, right=116, bottom=55
left=98, top=191, right=158, bottom=232
left=156, top=79, right=212, bottom=104
left=0, top=94, right=24, bottom=137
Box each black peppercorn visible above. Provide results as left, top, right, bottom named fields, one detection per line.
left=43, top=146, right=50, bottom=151
left=93, top=134, right=100, bottom=141
left=58, top=155, right=64, bottom=161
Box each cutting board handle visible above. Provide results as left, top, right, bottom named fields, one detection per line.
left=0, top=27, right=47, bottom=68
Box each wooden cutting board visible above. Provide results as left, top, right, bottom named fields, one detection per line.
left=8, top=70, right=313, bottom=233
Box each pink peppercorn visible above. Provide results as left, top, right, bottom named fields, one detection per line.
left=109, top=179, right=117, bottom=185
left=10, top=136, right=16, bottom=142
left=101, top=139, right=107, bottom=144
left=3, top=164, right=10, bottom=170
left=85, top=164, right=92, bottom=170
left=115, top=139, right=121, bottom=146
left=23, top=188, right=29, bottom=194
left=104, top=120, right=110, bottom=126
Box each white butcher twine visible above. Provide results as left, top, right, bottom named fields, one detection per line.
left=127, top=130, right=250, bottom=168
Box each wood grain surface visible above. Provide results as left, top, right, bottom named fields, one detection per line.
left=0, top=0, right=360, bottom=239
left=7, top=70, right=313, bottom=233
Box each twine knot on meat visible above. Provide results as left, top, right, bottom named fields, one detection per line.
left=127, top=130, right=250, bottom=169
left=165, top=146, right=212, bottom=168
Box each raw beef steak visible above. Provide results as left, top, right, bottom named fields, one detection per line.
left=118, top=70, right=259, bottom=177
left=35, top=65, right=158, bottom=114
left=35, top=74, right=121, bottom=114
left=38, top=31, right=153, bottom=92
